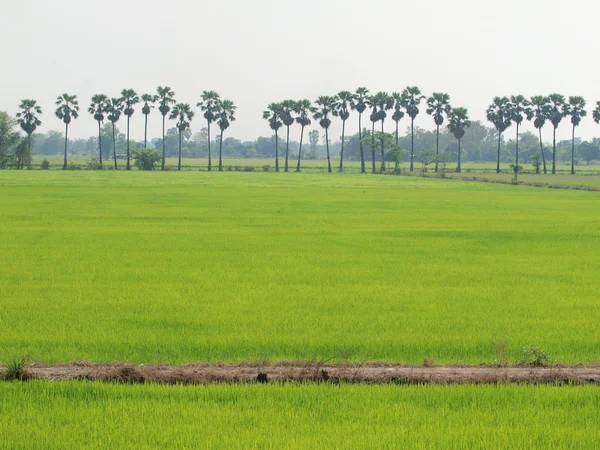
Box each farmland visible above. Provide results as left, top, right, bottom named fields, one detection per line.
left=1, top=171, right=600, bottom=448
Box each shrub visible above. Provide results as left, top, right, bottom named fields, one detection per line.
left=133, top=148, right=161, bottom=171
left=67, top=162, right=81, bottom=170
left=87, top=157, right=102, bottom=170
left=226, top=166, right=234, bottom=172
left=244, top=166, right=255, bottom=172
left=520, top=346, right=549, bottom=367
left=40, top=159, right=50, bottom=170
left=262, top=164, right=271, bottom=172
left=2, top=355, right=30, bottom=381
left=163, top=165, right=176, bottom=171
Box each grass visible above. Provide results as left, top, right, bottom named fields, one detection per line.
left=0, top=381, right=598, bottom=449
left=1, top=171, right=599, bottom=365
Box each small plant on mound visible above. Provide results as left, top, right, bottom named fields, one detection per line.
left=520, top=346, right=548, bottom=367
left=133, top=148, right=161, bottom=171
left=40, top=159, right=50, bottom=170
left=509, top=163, right=523, bottom=184
left=262, top=164, right=271, bottom=172
left=87, top=157, right=102, bottom=170
left=2, top=355, right=30, bottom=381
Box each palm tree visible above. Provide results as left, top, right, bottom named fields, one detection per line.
left=15, top=99, right=42, bottom=170
left=508, top=95, right=531, bottom=166
left=263, top=103, right=283, bottom=172
left=140, top=94, right=157, bottom=148
left=374, top=92, right=393, bottom=172
left=332, top=91, right=353, bottom=172
left=426, top=93, right=451, bottom=172
left=215, top=99, right=236, bottom=171
left=548, top=94, right=568, bottom=174
left=401, top=86, right=425, bottom=172
left=106, top=98, right=123, bottom=170
left=280, top=100, right=296, bottom=172
left=88, top=95, right=108, bottom=168
left=391, top=92, right=405, bottom=146
left=55, top=93, right=79, bottom=170
left=294, top=99, right=315, bottom=172
left=447, top=107, right=470, bottom=173
left=121, top=89, right=139, bottom=170
left=350, top=87, right=369, bottom=173
left=314, top=96, right=336, bottom=173
left=566, top=96, right=587, bottom=175
left=486, top=97, right=512, bottom=173
left=527, top=96, right=550, bottom=174
left=197, top=91, right=220, bottom=171
left=367, top=95, right=379, bottom=173
left=169, top=104, right=195, bottom=171
left=156, top=86, right=176, bottom=171
left=593, top=102, right=600, bottom=139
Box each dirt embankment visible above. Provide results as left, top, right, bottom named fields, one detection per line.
left=15, top=362, right=600, bottom=385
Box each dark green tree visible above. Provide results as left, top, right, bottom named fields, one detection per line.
left=547, top=94, right=568, bottom=174
left=106, top=98, right=123, bottom=169
left=140, top=94, right=157, bottom=149
left=169, top=103, right=195, bottom=171
left=279, top=100, right=296, bottom=172
left=350, top=87, right=369, bottom=173
left=294, top=99, right=315, bottom=172
left=374, top=92, right=393, bottom=172
left=426, top=92, right=451, bottom=172
left=508, top=95, right=531, bottom=166
left=401, top=86, right=425, bottom=172
left=566, top=96, right=587, bottom=175
left=447, top=107, right=470, bottom=173
left=156, top=86, right=176, bottom=170
left=215, top=99, right=236, bottom=171
left=15, top=99, right=42, bottom=170
left=367, top=95, right=378, bottom=173
left=54, top=93, right=79, bottom=170
left=88, top=94, right=108, bottom=168
left=332, top=91, right=353, bottom=172
left=197, top=91, right=220, bottom=171
left=263, top=103, right=283, bottom=172
left=486, top=96, right=512, bottom=173
left=527, top=96, right=550, bottom=174
left=314, top=95, right=336, bottom=173
left=121, top=89, right=139, bottom=170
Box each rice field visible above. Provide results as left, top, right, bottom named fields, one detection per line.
left=1, top=171, right=599, bottom=364
left=1, top=381, right=599, bottom=449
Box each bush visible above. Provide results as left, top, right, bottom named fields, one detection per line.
left=163, top=165, right=176, bottom=171
left=87, top=157, right=102, bottom=170
left=40, top=159, right=50, bottom=170
left=520, top=346, right=549, bottom=367
left=262, top=164, right=271, bottom=172
left=2, top=355, right=30, bottom=381
left=133, top=148, right=161, bottom=171
left=244, top=166, right=255, bottom=172
left=67, top=162, right=81, bottom=170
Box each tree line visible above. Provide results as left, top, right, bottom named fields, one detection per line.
left=7, top=87, right=600, bottom=174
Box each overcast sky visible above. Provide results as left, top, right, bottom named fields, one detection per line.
left=2, top=0, right=599, bottom=145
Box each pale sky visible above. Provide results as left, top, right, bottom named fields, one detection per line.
left=2, top=0, right=599, bottom=144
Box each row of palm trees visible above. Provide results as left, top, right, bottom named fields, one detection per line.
left=487, top=95, right=588, bottom=175
left=263, top=87, right=471, bottom=173
left=15, top=89, right=236, bottom=171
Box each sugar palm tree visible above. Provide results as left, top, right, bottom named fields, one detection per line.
left=401, top=86, right=425, bottom=172
left=197, top=91, right=220, bottom=171
left=88, top=94, right=108, bottom=167
left=15, top=99, right=42, bottom=170
left=350, top=87, right=369, bottom=173
left=508, top=95, right=531, bottom=166
left=215, top=99, right=236, bottom=171
left=263, top=103, right=283, bottom=172
left=294, top=99, right=315, bottom=172
left=169, top=104, right=195, bottom=171
left=314, top=95, right=336, bottom=173
left=527, top=96, right=550, bottom=174
left=156, top=86, right=176, bottom=170
left=447, top=107, right=470, bottom=173
left=121, top=89, right=139, bottom=170
left=391, top=92, right=405, bottom=146
left=486, top=96, right=512, bottom=173
left=548, top=94, right=568, bottom=174
left=374, top=92, right=393, bottom=172
left=106, top=98, right=123, bottom=170
left=566, top=96, right=587, bottom=175
left=332, top=91, right=353, bottom=172
left=280, top=100, right=296, bottom=172
left=54, top=93, right=79, bottom=170
left=140, top=94, right=157, bottom=148
left=367, top=95, right=379, bottom=173
left=426, top=93, right=451, bottom=172
left=593, top=102, right=600, bottom=137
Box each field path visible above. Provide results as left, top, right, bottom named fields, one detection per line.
left=23, top=362, right=600, bottom=384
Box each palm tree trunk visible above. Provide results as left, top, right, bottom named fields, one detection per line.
left=457, top=139, right=462, bottom=173
left=126, top=116, right=131, bottom=170
left=112, top=122, right=118, bottom=170
left=219, top=130, right=224, bottom=171
left=207, top=121, right=212, bottom=171
left=178, top=129, right=182, bottom=171
left=98, top=121, right=103, bottom=167
left=515, top=123, right=520, bottom=166
left=161, top=115, right=166, bottom=171
left=409, top=118, right=415, bottom=172
left=144, top=115, right=148, bottom=149
left=359, top=114, right=365, bottom=173
left=325, top=128, right=331, bottom=173
left=552, top=127, right=556, bottom=175
left=539, top=128, right=547, bottom=174
left=435, top=124, right=440, bottom=172
left=380, top=120, right=385, bottom=173
left=285, top=126, right=290, bottom=172
left=339, top=120, right=345, bottom=172
left=28, top=134, right=32, bottom=169
left=296, top=126, right=304, bottom=172
left=275, top=130, right=279, bottom=172
left=371, top=121, right=376, bottom=174
left=63, top=123, right=69, bottom=170
left=496, top=132, right=501, bottom=173
left=571, top=125, right=575, bottom=175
